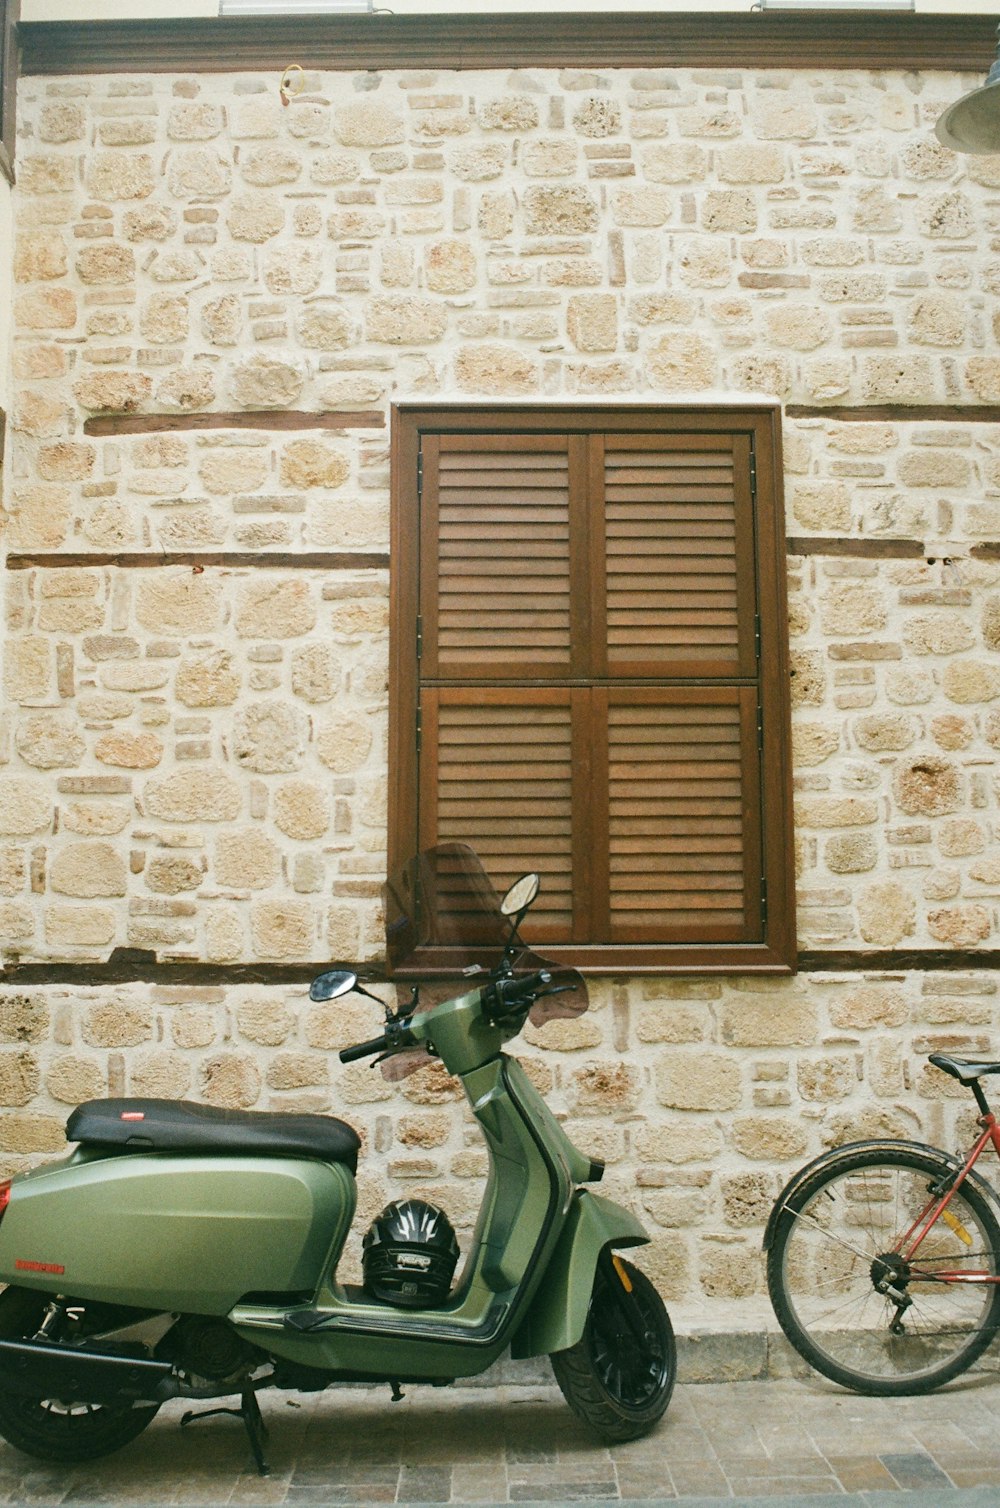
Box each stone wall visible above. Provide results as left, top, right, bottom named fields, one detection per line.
left=2, top=59, right=999, bottom=1319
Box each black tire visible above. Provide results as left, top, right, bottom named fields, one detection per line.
left=768, top=1143, right=1000, bottom=1396
left=550, top=1254, right=675, bottom=1442
left=0, top=1287, right=160, bottom=1464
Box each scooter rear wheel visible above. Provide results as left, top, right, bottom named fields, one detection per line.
left=550, top=1254, right=675, bottom=1443
left=0, top=1287, right=161, bottom=1464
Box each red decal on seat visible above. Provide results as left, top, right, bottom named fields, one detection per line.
left=120, top=1112, right=145, bottom=1121
left=15, top=1260, right=65, bottom=1275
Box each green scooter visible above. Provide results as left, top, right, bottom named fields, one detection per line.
left=0, top=844, right=675, bottom=1473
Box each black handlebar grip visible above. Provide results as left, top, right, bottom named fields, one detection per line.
left=339, top=1034, right=388, bottom=1063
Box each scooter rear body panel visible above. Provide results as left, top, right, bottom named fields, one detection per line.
left=0, top=1151, right=356, bottom=1314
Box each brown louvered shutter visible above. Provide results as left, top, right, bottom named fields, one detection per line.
left=391, top=405, right=795, bottom=973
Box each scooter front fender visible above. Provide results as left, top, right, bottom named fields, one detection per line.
left=508, top=1189, right=648, bottom=1359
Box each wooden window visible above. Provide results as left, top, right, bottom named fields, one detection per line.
left=0, top=0, right=19, bottom=184
left=390, top=404, right=795, bottom=974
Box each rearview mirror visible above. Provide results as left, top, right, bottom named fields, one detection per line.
left=309, top=969, right=358, bottom=1003
left=500, top=873, right=540, bottom=918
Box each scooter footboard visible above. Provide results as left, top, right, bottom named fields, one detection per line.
left=509, top=1190, right=648, bottom=1359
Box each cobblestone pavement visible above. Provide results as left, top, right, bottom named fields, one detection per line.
left=2, top=1372, right=1000, bottom=1506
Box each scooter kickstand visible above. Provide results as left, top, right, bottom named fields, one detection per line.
left=180, top=1389, right=271, bottom=1476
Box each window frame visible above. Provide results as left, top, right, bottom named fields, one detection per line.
left=389, top=402, right=796, bottom=976
left=0, top=0, right=19, bottom=185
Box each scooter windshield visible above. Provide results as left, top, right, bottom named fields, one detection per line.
left=383, top=842, right=589, bottom=1026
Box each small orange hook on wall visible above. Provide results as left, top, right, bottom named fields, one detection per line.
left=279, top=63, right=306, bottom=107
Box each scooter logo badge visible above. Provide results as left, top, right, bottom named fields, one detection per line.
left=15, top=1260, right=65, bottom=1275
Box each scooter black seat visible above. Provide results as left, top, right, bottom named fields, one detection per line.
left=66, top=1098, right=361, bottom=1172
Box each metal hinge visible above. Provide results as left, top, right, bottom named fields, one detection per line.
left=749, top=446, right=757, bottom=498
left=416, top=614, right=423, bottom=661
left=760, top=875, right=768, bottom=925
left=754, top=613, right=762, bottom=661
left=415, top=706, right=423, bottom=754
left=417, top=450, right=424, bottom=499
left=756, top=706, right=764, bottom=752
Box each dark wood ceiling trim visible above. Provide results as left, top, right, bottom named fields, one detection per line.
left=20, top=13, right=998, bottom=76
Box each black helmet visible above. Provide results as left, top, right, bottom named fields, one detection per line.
left=362, top=1198, right=459, bottom=1309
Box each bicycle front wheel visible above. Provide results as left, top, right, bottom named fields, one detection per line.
left=768, top=1143, right=1000, bottom=1395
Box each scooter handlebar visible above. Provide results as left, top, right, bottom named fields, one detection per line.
left=488, top=969, right=551, bottom=1019
left=339, top=1034, right=388, bottom=1063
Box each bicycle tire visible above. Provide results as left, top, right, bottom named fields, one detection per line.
left=767, top=1142, right=1000, bottom=1395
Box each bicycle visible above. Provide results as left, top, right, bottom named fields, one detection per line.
left=764, top=1052, right=1000, bottom=1396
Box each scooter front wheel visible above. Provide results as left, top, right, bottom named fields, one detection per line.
left=550, top=1254, right=675, bottom=1443
left=0, top=1287, right=161, bottom=1464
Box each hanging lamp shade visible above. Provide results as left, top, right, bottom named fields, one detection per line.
left=936, top=25, right=1000, bottom=154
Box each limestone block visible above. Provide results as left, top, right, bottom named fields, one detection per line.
left=572, top=96, right=621, bottom=137
left=14, top=287, right=77, bottom=330
left=721, top=1172, right=776, bottom=1228
left=38, top=102, right=85, bottom=144
left=731, top=1116, right=808, bottom=1161
left=290, top=644, right=340, bottom=703
left=425, top=239, right=477, bottom=294
left=44, top=905, right=115, bottom=948
left=264, top=245, right=322, bottom=297
left=279, top=440, right=349, bottom=490
left=273, top=780, right=330, bottom=841
left=0, top=905, right=32, bottom=943
left=567, top=293, right=618, bottom=352
left=455, top=343, right=538, bottom=395
left=479, top=95, right=540, bottom=132
left=0, top=995, right=48, bottom=1043
left=4, top=639, right=52, bottom=704
left=139, top=293, right=189, bottom=345
left=678, top=239, right=731, bottom=287
left=205, top=907, right=244, bottom=961
left=201, top=294, right=243, bottom=346
left=365, top=296, right=447, bottom=346
left=145, top=856, right=203, bottom=894
left=858, top=881, right=916, bottom=946
left=37, top=442, right=95, bottom=482
left=646, top=333, right=717, bottom=391
left=523, top=185, right=599, bottom=235
left=907, top=294, right=966, bottom=346
left=251, top=900, right=315, bottom=959
left=86, top=153, right=155, bottom=201
left=701, top=190, right=756, bottom=234
left=235, top=580, right=316, bottom=638
left=819, top=583, right=886, bottom=636
left=6, top=484, right=71, bottom=549
left=894, top=757, right=961, bottom=817
left=942, top=660, right=1000, bottom=704
left=334, top=100, right=405, bottom=148
left=92, top=732, right=163, bottom=772
left=47, top=1054, right=106, bottom=1104
left=267, top=1052, right=328, bottom=1091
left=200, top=1052, right=262, bottom=1108
left=236, top=997, right=293, bottom=1046
left=14, top=714, right=85, bottom=770
left=14, top=232, right=68, bottom=283
left=214, top=831, right=280, bottom=890
left=862, top=356, right=935, bottom=404
left=167, top=147, right=232, bottom=199
left=19, top=155, right=76, bottom=195
left=82, top=1000, right=152, bottom=1048
left=230, top=354, right=304, bottom=408
left=0, top=1114, right=65, bottom=1155
left=233, top=702, right=306, bottom=774
left=965, top=358, right=1000, bottom=402
left=316, top=716, right=373, bottom=774
left=123, top=203, right=178, bottom=242
left=927, top=904, right=992, bottom=947
left=168, top=102, right=223, bottom=141
left=136, top=575, right=222, bottom=635
left=73, top=371, right=152, bottom=414
left=297, top=304, right=353, bottom=350
left=144, top=769, right=241, bottom=823
left=918, top=190, right=975, bottom=239
left=656, top=1053, right=741, bottom=1110
left=450, top=143, right=507, bottom=180
left=0, top=780, right=52, bottom=837
left=897, top=450, right=970, bottom=487
left=751, top=95, right=817, bottom=139
left=797, top=1055, right=854, bottom=1103
left=130, top=1051, right=191, bottom=1098
left=791, top=723, right=839, bottom=766
left=50, top=843, right=126, bottom=899
left=157, top=366, right=217, bottom=412
left=825, top=832, right=878, bottom=873
left=75, top=242, right=135, bottom=285
left=764, top=305, right=832, bottom=351
left=100, top=118, right=156, bottom=147
left=642, top=143, right=708, bottom=182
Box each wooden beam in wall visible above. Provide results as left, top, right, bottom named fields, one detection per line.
left=5, top=552, right=390, bottom=571
left=19, top=13, right=998, bottom=76
left=83, top=411, right=385, bottom=437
